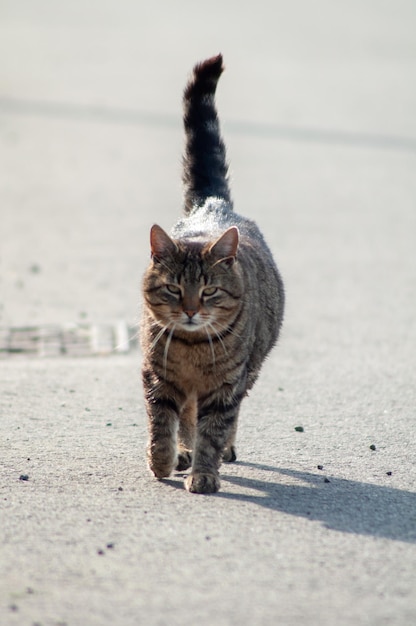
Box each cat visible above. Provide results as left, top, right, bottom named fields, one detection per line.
left=141, top=54, right=285, bottom=494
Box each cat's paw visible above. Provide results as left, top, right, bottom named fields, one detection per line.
left=222, top=445, right=237, bottom=463
left=185, top=471, right=220, bottom=494
left=148, top=455, right=175, bottom=479
left=149, top=463, right=173, bottom=479
left=147, top=442, right=176, bottom=479
left=176, top=451, right=192, bottom=471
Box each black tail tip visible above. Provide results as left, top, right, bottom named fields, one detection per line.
left=194, top=54, right=224, bottom=78
left=184, top=54, right=224, bottom=98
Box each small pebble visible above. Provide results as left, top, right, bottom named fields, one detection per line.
left=317, top=465, right=324, bottom=470
left=294, top=426, right=304, bottom=432
left=118, top=486, right=123, bottom=491
left=386, top=471, right=392, bottom=476
left=19, top=474, right=29, bottom=481
left=324, top=477, right=331, bottom=483
left=369, top=444, right=376, bottom=451
left=97, top=549, right=105, bottom=556
left=106, top=543, right=114, bottom=549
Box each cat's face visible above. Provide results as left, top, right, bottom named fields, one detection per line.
left=143, top=225, right=243, bottom=334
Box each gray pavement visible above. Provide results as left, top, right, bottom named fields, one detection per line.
left=1, top=1, right=416, bottom=625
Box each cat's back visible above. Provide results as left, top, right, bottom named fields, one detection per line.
left=172, top=197, right=284, bottom=374
left=171, top=198, right=270, bottom=250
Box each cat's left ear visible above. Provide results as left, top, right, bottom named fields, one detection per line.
left=150, top=224, right=178, bottom=259
left=208, top=226, right=239, bottom=265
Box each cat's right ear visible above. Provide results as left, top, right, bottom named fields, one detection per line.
left=150, top=224, right=178, bottom=260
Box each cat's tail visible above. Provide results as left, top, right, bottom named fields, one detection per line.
left=182, top=54, right=232, bottom=215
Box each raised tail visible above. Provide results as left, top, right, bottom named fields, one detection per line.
left=182, top=54, right=232, bottom=215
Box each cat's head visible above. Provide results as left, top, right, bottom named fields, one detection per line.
left=143, top=224, right=243, bottom=334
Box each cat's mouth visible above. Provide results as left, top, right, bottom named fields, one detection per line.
left=181, top=318, right=204, bottom=332
left=178, top=312, right=208, bottom=332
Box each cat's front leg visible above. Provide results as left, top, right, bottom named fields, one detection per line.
left=143, top=367, right=184, bottom=478
left=176, top=393, right=197, bottom=471
left=185, top=395, right=241, bottom=494
left=185, top=416, right=232, bottom=493
left=142, top=368, right=179, bottom=478
left=146, top=397, right=179, bottom=479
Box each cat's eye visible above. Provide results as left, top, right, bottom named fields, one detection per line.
left=202, top=286, right=218, bottom=297
left=166, top=284, right=181, bottom=295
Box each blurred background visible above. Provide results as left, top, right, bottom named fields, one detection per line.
left=0, top=0, right=415, bottom=367
left=1, top=6, right=416, bottom=621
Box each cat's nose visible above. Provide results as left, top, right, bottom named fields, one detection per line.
left=184, top=309, right=197, bottom=319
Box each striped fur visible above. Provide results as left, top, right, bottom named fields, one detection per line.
left=182, top=54, right=231, bottom=213
left=141, top=55, right=285, bottom=494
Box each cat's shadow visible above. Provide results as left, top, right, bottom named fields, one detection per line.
left=165, top=461, right=416, bottom=544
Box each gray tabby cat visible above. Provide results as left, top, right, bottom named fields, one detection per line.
left=141, top=55, right=284, bottom=494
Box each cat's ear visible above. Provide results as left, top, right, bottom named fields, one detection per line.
left=150, top=224, right=178, bottom=259
left=208, top=226, right=239, bottom=265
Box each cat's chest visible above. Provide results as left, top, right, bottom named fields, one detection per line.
left=167, top=338, right=222, bottom=393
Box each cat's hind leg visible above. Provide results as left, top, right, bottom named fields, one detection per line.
left=222, top=414, right=239, bottom=463
left=176, top=393, right=197, bottom=471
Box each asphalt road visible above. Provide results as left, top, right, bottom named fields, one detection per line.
left=1, top=1, right=416, bottom=625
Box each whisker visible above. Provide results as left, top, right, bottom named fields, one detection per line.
left=112, top=319, right=141, bottom=350
left=205, top=326, right=216, bottom=368
left=207, top=322, right=228, bottom=356
left=150, top=322, right=171, bottom=351
left=212, top=320, right=242, bottom=339
left=163, top=324, right=176, bottom=374
left=115, top=327, right=138, bottom=351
